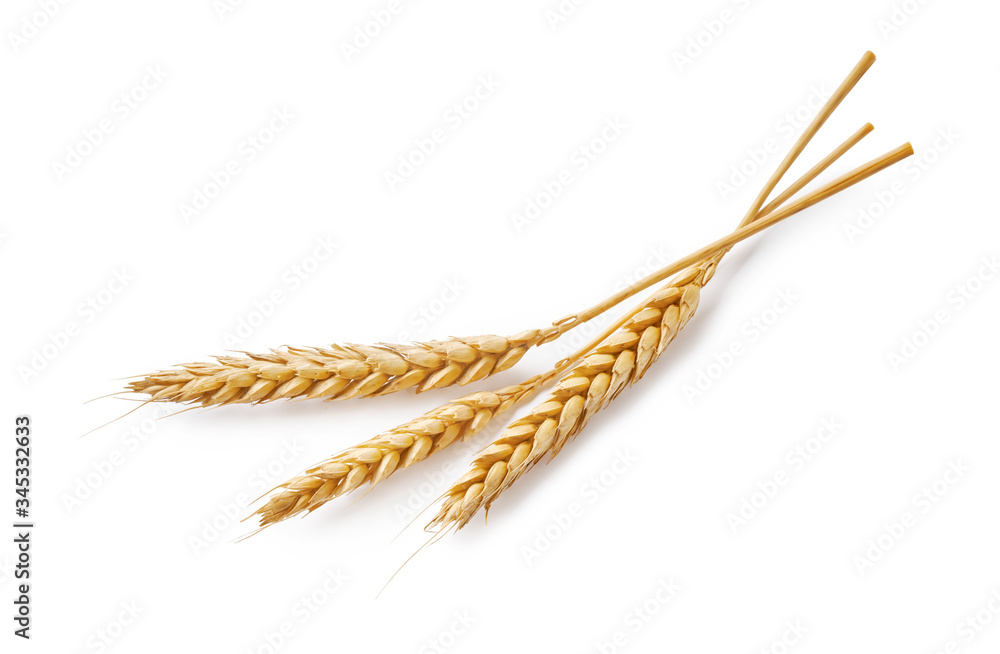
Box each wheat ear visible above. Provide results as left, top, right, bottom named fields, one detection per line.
left=251, top=377, right=546, bottom=527
left=126, top=330, right=559, bottom=407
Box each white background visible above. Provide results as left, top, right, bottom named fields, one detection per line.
left=2, top=1, right=999, bottom=652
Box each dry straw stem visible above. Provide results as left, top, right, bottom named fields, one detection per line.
left=553, top=52, right=878, bottom=335
left=250, top=122, right=882, bottom=530
left=428, top=142, right=913, bottom=533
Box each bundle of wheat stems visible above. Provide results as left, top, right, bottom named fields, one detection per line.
left=122, top=51, right=911, bottom=541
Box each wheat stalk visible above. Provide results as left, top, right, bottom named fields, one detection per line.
left=248, top=52, right=911, bottom=535
left=426, top=139, right=914, bottom=533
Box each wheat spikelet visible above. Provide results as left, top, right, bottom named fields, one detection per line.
left=427, top=262, right=713, bottom=532
left=126, top=329, right=558, bottom=407
left=252, top=375, right=548, bottom=528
